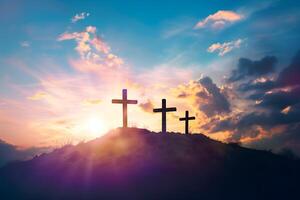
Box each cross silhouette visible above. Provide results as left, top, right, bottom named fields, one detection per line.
left=179, top=111, right=195, bottom=134
left=112, top=89, right=138, bottom=128
left=153, top=99, right=176, bottom=133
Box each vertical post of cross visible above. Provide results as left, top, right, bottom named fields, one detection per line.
left=122, top=89, right=127, bottom=128
left=185, top=111, right=189, bottom=134
left=162, top=99, right=166, bottom=133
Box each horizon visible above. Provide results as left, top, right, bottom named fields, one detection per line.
left=1, top=0, right=300, bottom=157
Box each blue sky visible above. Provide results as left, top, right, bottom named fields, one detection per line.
left=2, top=0, right=300, bottom=75
left=1, top=0, right=300, bottom=156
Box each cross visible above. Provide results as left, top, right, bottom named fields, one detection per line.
left=112, top=89, right=138, bottom=128
left=153, top=99, right=176, bottom=133
left=179, top=111, right=195, bottom=134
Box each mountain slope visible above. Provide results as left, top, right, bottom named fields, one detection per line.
left=0, top=128, right=299, bottom=200
left=0, top=139, right=50, bottom=167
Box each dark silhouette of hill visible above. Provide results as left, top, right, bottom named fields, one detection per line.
left=0, top=139, right=51, bottom=167
left=0, top=128, right=299, bottom=200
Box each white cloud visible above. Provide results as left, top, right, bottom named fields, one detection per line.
left=20, top=41, right=30, bottom=47
left=71, top=12, right=90, bottom=23
left=58, top=26, right=123, bottom=72
left=86, top=26, right=96, bottom=33
left=207, top=39, right=245, bottom=56
left=194, top=10, right=243, bottom=30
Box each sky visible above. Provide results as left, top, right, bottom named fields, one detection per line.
left=1, top=0, right=300, bottom=155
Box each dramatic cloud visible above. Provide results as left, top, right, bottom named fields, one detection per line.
left=238, top=78, right=276, bottom=93
left=208, top=50, right=300, bottom=156
left=241, top=52, right=300, bottom=113
left=173, top=76, right=230, bottom=117
left=276, top=51, right=300, bottom=87
left=248, top=122, right=300, bottom=156
left=71, top=12, right=90, bottom=23
left=238, top=51, right=300, bottom=95
left=228, top=56, right=277, bottom=82
left=194, top=10, right=243, bottom=30
left=226, top=105, right=300, bottom=143
left=256, top=87, right=300, bottom=110
left=207, top=39, right=245, bottom=56
left=198, top=77, right=231, bottom=116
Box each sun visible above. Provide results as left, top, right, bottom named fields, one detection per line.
left=85, top=117, right=105, bottom=138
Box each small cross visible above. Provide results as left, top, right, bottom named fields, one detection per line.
left=112, top=89, right=138, bottom=128
left=179, top=111, right=195, bottom=134
left=153, top=99, right=176, bottom=133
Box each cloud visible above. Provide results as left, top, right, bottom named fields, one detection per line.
left=281, top=106, right=291, bottom=115
left=228, top=56, right=277, bottom=82
left=238, top=79, right=276, bottom=93
left=86, top=26, right=96, bottom=33
left=247, top=122, right=300, bottom=156
left=27, top=91, right=48, bottom=100
left=139, top=99, right=154, bottom=113
left=173, top=76, right=230, bottom=117
left=194, top=10, right=243, bottom=30
left=207, top=39, right=245, bottom=56
left=255, top=87, right=300, bottom=110
left=205, top=102, right=300, bottom=145
left=82, top=99, right=102, bottom=106
left=91, top=36, right=110, bottom=54
left=20, top=41, right=30, bottom=47
left=206, top=50, right=300, bottom=156
left=237, top=50, right=300, bottom=98
left=71, top=12, right=90, bottom=23
left=198, top=77, right=231, bottom=117
left=276, top=50, right=300, bottom=87
left=238, top=51, right=300, bottom=101
left=58, top=26, right=123, bottom=72
left=57, top=26, right=95, bottom=58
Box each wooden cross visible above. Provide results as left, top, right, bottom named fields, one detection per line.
left=112, top=89, right=138, bottom=128
left=179, top=111, right=195, bottom=134
left=153, top=99, right=176, bottom=133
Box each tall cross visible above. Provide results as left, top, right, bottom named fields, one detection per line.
left=179, top=111, right=195, bottom=134
left=153, top=99, right=176, bottom=133
left=112, top=89, right=138, bottom=128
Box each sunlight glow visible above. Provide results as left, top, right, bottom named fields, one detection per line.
left=84, top=117, right=105, bottom=138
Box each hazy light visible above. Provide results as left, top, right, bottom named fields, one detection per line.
left=84, top=117, right=106, bottom=139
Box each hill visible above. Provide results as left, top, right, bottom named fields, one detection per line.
left=0, top=139, right=50, bottom=167
left=0, top=128, right=299, bottom=200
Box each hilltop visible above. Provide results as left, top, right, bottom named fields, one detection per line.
left=0, top=128, right=299, bottom=200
